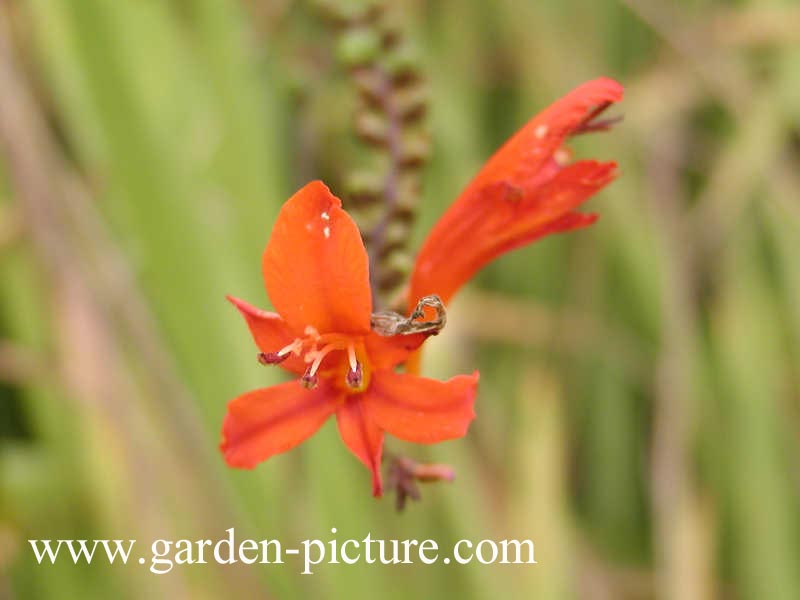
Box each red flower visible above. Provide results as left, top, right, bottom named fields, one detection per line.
left=222, top=77, right=622, bottom=497
left=409, top=77, right=624, bottom=307
left=222, top=181, right=478, bottom=496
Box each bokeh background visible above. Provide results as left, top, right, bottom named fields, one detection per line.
left=2, top=0, right=800, bottom=598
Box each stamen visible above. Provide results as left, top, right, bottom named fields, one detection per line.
left=347, top=345, right=358, bottom=372
left=305, top=343, right=339, bottom=376
left=277, top=339, right=303, bottom=357
left=346, top=361, right=363, bottom=389
left=301, top=368, right=319, bottom=389
left=258, top=338, right=304, bottom=366
left=286, top=328, right=364, bottom=391
left=258, top=352, right=289, bottom=365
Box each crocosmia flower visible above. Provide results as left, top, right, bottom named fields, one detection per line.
left=222, top=77, right=622, bottom=498
left=409, top=77, right=623, bottom=307
left=222, top=181, right=478, bottom=496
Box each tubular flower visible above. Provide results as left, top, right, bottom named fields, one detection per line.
left=409, top=77, right=624, bottom=307
left=221, top=181, right=478, bottom=497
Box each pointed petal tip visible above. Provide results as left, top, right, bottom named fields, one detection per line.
left=287, top=180, right=344, bottom=214
left=220, top=434, right=258, bottom=470
left=586, top=76, right=624, bottom=101
left=226, top=294, right=242, bottom=307
left=226, top=294, right=255, bottom=314
left=372, top=477, right=383, bottom=498
left=583, top=213, right=600, bottom=226
left=221, top=452, right=257, bottom=470
left=572, top=76, right=625, bottom=102
left=564, top=160, right=619, bottom=187
left=226, top=294, right=278, bottom=321
left=336, top=400, right=385, bottom=497
left=592, top=160, right=620, bottom=183
left=301, top=179, right=339, bottom=204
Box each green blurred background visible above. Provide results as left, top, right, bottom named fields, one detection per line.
left=1, top=0, right=799, bottom=598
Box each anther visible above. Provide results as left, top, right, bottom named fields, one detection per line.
left=346, top=362, right=363, bottom=389
left=258, top=352, right=289, bottom=365
left=301, top=368, right=319, bottom=390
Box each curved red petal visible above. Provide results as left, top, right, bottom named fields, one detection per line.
left=469, top=77, right=623, bottom=191
left=263, top=181, right=372, bottom=335
left=221, top=381, right=338, bottom=469
left=364, top=370, right=479, bottom=444
left=411, top=160, right=616, bottom=304
left=336, top=398, right=384, bottom=497
left=226, top=295, right=306, bottom=374
left=410, top=78, right=622, bottom=307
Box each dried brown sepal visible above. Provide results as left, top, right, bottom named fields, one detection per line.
left=386, top=456, right=456, bottom=512
left=371, top=294, right=446, bottom=337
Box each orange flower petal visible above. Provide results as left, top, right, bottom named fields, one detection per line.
left=336, top=398, right=384, bottom=496
left=455, top=160, right=615, bottom=263
left=263, top=181, right=372, bottom=335
left=221, top=381, right=338, bottom=469
left=411, top=160, right=615, bottom=304
left=410, top=78, right=622, bottom=307
left=363, top=330, right=428, bottom=371
left=468, top=77, right=623, bottom=191
left=226, top=295, right=306, bottom=374
left=364, top=370, right=479, bottom=444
